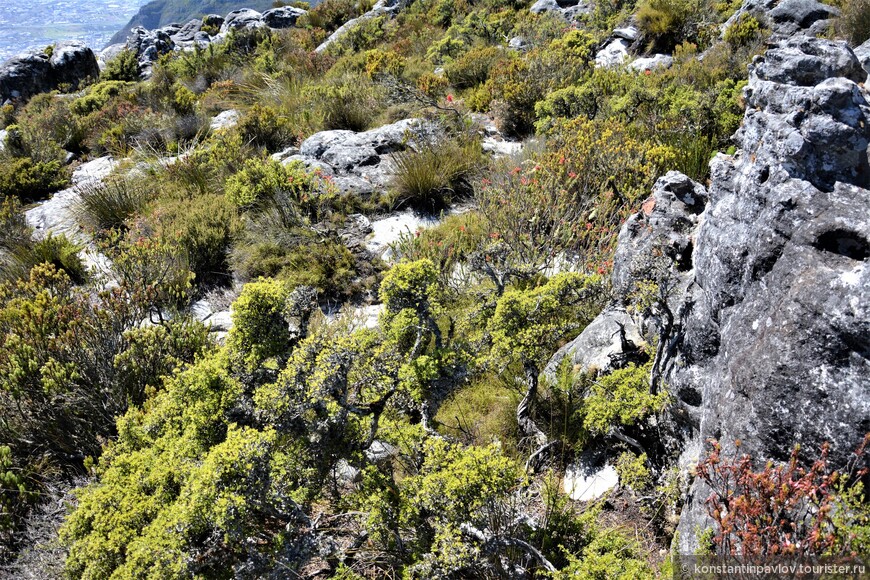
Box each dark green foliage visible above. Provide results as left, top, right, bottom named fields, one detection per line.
left=100, top=49, right=141, bottom=82
left=2, top=234, right=87, bottom=285
left=75, top=177, right=150, bottom=233
left=390, top=136, right=483, bottom=212
left=837, top=0, right=870, bottom=44
left=147, top=194, right=241, bottom=288
left=0, top=158, right=69, bottom=201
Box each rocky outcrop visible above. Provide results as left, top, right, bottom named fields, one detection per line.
left=530, top=0, right=591, bottom=20
left=284, top=119, right=439, bottom=198
left=723, top=0, right=838, bottom=40
left=0, top=42, right=99, bottom=103
left=103, top=6, right=308, bottom=78
left=315, top=0, right=411, bottom=53
left=552, top=35, right=870, bottom=552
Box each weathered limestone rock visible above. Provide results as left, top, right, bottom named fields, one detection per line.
left=0, top=42, right=99, bottom=102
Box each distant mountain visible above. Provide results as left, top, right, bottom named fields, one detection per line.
left=108, top=0, right=292, bottom=46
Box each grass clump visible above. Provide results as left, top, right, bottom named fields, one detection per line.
left=75, top=177, right=150, bottom=233
left=390, top=137, right=483, bottom=213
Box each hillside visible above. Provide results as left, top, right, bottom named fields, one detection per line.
left=0, top=0, right=869, bottom=577
left=108, top=0, right=301, bottom=45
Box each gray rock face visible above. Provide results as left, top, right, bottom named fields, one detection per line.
left=594, top=38, right=630, bottom=68
left=262, top=7, right=307, bottom=29
left=530, top=0, right=591, bottom=19
left=544, top=308, right=645, bottom=381
left=295, top=119, right=437, bottom=197
left=171, top=19, right=203, bottom=43
left=768, top=0, right=839, bottom=33
left=560, top=35, right=870, bottom=553
left=853, top=38, right=870, bottom=77
left=628, top=54, right=674, bottom=72
left=724, top=0, right=837, bottom=39
left=220, top=9, right=266, bottom=33
left=126, top=26, right=174, bottom=76
left=0, top=42, right=99, bottom=102
left=316, top=0, right=411, bottom=53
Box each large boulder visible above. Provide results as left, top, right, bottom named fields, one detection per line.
left=0, top=42, right=99, bottom=102
left=220, top=9, right=266, bottom=33
left=262, top=6, right=307, bottom=29
left=295, top=119, right=437, bottom=197
left=558, top=35, right=870, bottom=553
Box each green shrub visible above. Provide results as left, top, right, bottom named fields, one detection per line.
left=636, top=0, right=706, bottom=51
left=2, top=233, right=87, bottom=284
left=225, top=158, right=335, bottom=222
left=70, top=80, right=133, bottom=116
left=101, top=49, right=140, bottom=82
left=0, top=157, right=70, bottom=201
left=837, top=0, right=870, bottom=44
left=233, top=239, right=358, bottom=297
left=227, top=278, right=292, bottom=368
left=390, top=137, right=483, bottom=212
left=581, top=362, right=668, bottom=436
left=308, top=75, right=381, bottom=132
left=445, top=45, right=503, bottom=89
left=148, top=194, right=241, bottom=288
left=723, top=13, right=764, bottom=47
left=434, top=375, right=519, bottom=452
left=74, top=177, right=148, bottom=232
left=235, top=103, right=295, bottom=151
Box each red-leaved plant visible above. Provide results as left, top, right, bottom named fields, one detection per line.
left=695, top=435, right=870, bottom=557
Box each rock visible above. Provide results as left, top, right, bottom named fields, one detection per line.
left=530, top=0, right=591, bottom=19
left=316, top=0, right=411, bottom=53
left=366, top=210, right=441, bottom=261
left=365, top=440, right=398, bottom=463
left=332, top=459, right=361, bottom=484
left=262, top=6, right=307, bottom=29
left=611, top=171, right=707, bottom=300
left=628, top=54, right=674, bottom=72
left=508, top=36, right=528, bottom=51
left=482, top=137, right=523, bottom=157
left=296, top=119, right=435, bottom=197
left=768, top=0, right=838, bottom=30
left=612, top=26, right=639, bottom=41
left=126, top=27, right=174, bottom=75
left=544, top=308, right=645, bottom=381
left=209, top=109, right=240, bottom=132
left=594, top=38, right=630, bottom=68
left=0, top=42, right=99, bottom=102
left=853, top=37, right=870, bottom=77
left=282, top=155, right=335, bottom=177
left=750, top=35, right=865, bottom=87
left=171, top=19, right=202, bottom=43
left=563, top=462, right=619, bottom=501
left=270, top=146, right=301, bottom=162
left=220, top=9, right=266, bottom=33
left=0, top=129, right=6, bottom=153
left=206, top=310, right=233, bottom=333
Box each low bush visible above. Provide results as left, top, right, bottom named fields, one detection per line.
left=434, top=375, right=519, bottom=453
left=837, top=0, right=870, bottom=45
left=147, top=194, right=241, bottom=289
left=70, top=80, right=134, bottom=116
left=445, top=45, right=504, bottom=89
left=235, top=103, right=295, bottom=152
left=3, top=234, right=87, bottom=285
left=390, top=137, right=483, bottom=212
left=75, top=177, right=149, bottom=233
left=308, top=75, right=382, bottom=132
left=0, top=158, right=70, bottom=201
left=101, top=49, right=140, bottom=82
left=231, top=237, right=359, bottom=298
left=225, top=158, right=337, bottom=222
